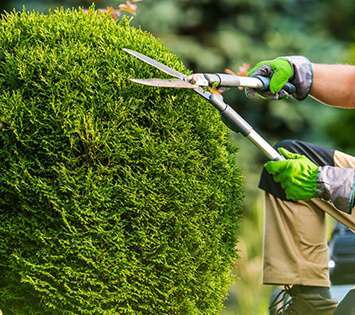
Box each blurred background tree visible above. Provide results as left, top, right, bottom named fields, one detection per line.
left=1, top=1, right=354, bottom=314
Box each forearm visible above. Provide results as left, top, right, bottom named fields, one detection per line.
left=311, top=63, right=355, bottom=108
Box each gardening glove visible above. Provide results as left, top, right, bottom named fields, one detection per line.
left=264, top=148, right=319, bottom=200
left=247, top=56, right=313, bottom=100
left=265, top=148, right=355, bottom=214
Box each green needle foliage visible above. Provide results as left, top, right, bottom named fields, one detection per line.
left=0, top=9, right=243, bottom=314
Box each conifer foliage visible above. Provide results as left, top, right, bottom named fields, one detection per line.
left=0, top=9, right=243, bottom=314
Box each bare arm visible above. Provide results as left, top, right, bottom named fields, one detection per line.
left=311, top=63, right=355, bottom=108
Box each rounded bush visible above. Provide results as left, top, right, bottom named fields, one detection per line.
left=0, top=9, right=243, bottom=314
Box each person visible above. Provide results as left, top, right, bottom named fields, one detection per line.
left=248, top=57, right=355, bottom=315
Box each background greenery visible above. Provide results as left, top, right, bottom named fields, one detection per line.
left=1, top=1, right=355, bottom=314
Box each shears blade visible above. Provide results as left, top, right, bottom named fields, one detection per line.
left=123, top=48, right=213, bottom=101
left=130, top=78, right=197, bottom=89
left=123, top=48, right=186, bottom=81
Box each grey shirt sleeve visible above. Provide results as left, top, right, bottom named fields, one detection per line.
left=283, top=56, right=313, bottom=100
left=317, top=166, right=355, bottom=214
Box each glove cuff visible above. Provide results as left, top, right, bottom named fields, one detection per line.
left=317, top=166, right=355, bottom=214
left=283, top=56, right=313, bottom=100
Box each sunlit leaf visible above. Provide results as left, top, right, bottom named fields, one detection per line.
left=118, top=1, right=138, bottom=15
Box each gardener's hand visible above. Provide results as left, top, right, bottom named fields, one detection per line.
left=264, top=148, right=319, bottom=200
left=247, top=56, right=313, bottom=100
left=248, top=58, right=293, bottom=99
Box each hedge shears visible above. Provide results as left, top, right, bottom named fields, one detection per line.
left=123, top=48, right=296, bottom=161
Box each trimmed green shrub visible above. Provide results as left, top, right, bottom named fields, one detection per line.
left=0, top=9, right=243, bottom=314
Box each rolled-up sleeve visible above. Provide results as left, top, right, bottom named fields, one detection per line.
left=317, top=166, right=355, bottom=214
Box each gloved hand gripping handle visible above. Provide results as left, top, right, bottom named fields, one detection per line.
left=254, top=75, right=296, bottom=95
left=209, top=94, right=285, bottom=161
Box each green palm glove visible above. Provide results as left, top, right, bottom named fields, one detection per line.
left=248, top=56, right=313, bottom=100
left=264, top=148, right=320, bottom=200
left=248, top=58, right=294, bottom=95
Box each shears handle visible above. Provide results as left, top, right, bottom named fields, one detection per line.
left=189, top=73, right=296, bottom=94
left=254, top=75, right=296, bottom=95
left=208, top=93, right=285, bottom=161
